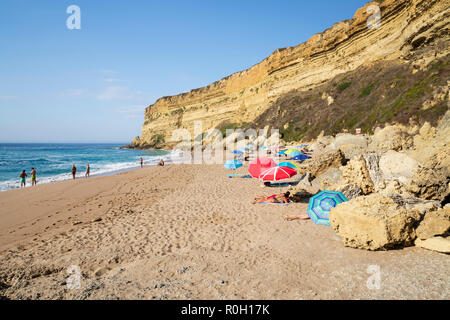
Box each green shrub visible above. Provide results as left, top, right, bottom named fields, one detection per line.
left=337, top=81, right=352, bottom=93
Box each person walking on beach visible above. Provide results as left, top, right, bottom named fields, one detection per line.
left=19, top=170, right=27, bottom=188
left=140, top=157, right=144, bottom=168
left=158, top=159, right=165, bottom=167
left=71, top=164, right=77, bottom=180
left=85, top=164, right=90, bottom=178
left=30, top=168, right=37, bottom=186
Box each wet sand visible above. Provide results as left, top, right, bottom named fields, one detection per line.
left=0, top=163, right=448, bottom=299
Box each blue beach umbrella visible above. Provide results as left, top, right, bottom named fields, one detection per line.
left=259, top=146, right=268, bottom=150
left=278, top=150, right=287, bottom=155
left=239, top=147, right=250, bottom=152
left=278, top=161, right=299, bottom=169
left=307, top=191, right=348, bottom=226
left=224, top=159, right=243, bottom=170
left=291, top=154, right=311, bottom=161
left=232, top=150, right=243, bottom=155
left=288, top=151, right=303, bottom=158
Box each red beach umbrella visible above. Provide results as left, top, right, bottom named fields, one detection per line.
left=248, top=157, right=277, bottom=178
left=259, top=166, right=297, bottom=182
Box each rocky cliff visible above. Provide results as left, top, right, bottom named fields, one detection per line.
left=130, top=0, right=449, bottom=149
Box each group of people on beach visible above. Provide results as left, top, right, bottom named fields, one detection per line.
left=70, top=164, right=90, bottom=180
left=20, top=157, right=166, bottom=188
left=19, top=168, right=37, bottom=187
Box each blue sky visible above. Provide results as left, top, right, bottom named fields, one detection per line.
left=0, top=0, right=369, bottom=143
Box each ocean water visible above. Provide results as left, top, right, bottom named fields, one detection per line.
left=0, top=143, right=180, bottom=191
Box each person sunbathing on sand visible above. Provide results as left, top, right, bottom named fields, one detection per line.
left=284, top=214, right=311, bottom=221
left=253, top=191, right=291, bottom=204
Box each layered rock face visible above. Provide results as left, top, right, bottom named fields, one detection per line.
left=132, top=0, right=450, bottom=148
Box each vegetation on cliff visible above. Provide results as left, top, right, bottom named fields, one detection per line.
left=251, top=54, right=449, bottom=142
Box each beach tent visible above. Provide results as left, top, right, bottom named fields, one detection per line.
left=307, top=191, right=348, bottom=226
left=259, top=166, right=297, bottom=182
left=278, top=161, right=299, bottom=169
left=224, top=159, right=243, bottom=170
left=248, top=157, right=277, bottom=178
left=291, top=154, right=311, bottom=161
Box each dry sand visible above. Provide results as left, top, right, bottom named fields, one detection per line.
left=0, top=163, right=448, bottom=300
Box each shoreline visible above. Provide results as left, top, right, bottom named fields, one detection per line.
left=0, top=155, right=179, bottom=193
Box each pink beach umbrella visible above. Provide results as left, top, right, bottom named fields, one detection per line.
left=259, top=166, right=297, bottom=182
left=248, top=157, right=277, bottom=178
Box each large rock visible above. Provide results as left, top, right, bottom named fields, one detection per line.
left=407, top=147, right=450, bottom=203
left=337, top=144, right=368, bottom=161
left=316, top=135, right=335, bottom=146
left=339, top=155, right=375, bottom=195
left=333, top=184, right=363, bottom=200
left=369, top=124, right=413, bottom=153
left=330, top=193, right=440, bottom=250
left=312, top=168, right=342, bottom=190
left=415, top=237, right=450, bottom=254
left=327, top=133, right=368, bottom=149
left=415, top=208, right=450, bottom=240
left=379, top=151, right=419, bottom=184
left=296, top=149, right=346, bottom=179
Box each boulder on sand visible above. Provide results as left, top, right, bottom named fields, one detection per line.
left=415, top=237, right=450, bottom=254
left=330, top=193, right=440, bottom=250
left=415, top=208, right=450, bottom=240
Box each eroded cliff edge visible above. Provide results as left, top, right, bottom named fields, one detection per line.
left=129, top=0, right=449, bottom=149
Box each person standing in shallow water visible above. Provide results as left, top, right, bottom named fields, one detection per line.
left=71, top=165, right=77, bottom=180
left=19, top=170, right=27, bottom=188
left=30, top=168, right=37, bottom=186
left=140, top=157, right=144, bottom=168
left=85, top=164, right=90, bottom=178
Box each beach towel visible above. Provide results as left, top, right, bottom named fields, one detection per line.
left=256, top=201, right=293, bottom=205
left=266, top=182, right=292, bottom=187
left=228, top=174, right=252, bottom=178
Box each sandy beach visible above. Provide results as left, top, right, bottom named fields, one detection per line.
left=0, top=163, right=448, bottom=300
